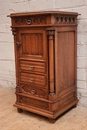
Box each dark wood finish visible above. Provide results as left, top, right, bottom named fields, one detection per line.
left=17, top=108, right=23, bottom=113
left=9, top=11, right=78, bottom=123
left=49, top=118, right=56, bottom=123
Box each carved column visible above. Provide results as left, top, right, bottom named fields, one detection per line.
left=47, top=30, right=55, bottom=95
left=12, top=28, right=19, bottom=92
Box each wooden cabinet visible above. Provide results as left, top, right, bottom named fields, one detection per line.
left=9, top=11, right=78, bottom=123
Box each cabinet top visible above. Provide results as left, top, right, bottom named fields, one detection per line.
left=9, top=11, right=79, bottom=27
left=8, top=11, right=78, bottom=17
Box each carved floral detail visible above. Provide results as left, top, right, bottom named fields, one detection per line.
left=55, top=15, right=77, bottom=24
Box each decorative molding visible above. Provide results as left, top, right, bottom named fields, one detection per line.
left=47, top=30, right=55, bottom=36
left=50, top=92, right=55, bottom=96
left=16, top=85, right=19, bottom=88
left=14, top=16, right=47, bottom=25
left=21, top=85, right=47, bottom=98
left=55, top=15, right=77, bottom=24
left=12, top=29, right=17, bottom=35
left=19, top=96, right=49, bottom=110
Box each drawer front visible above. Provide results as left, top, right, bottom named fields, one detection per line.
left=19, top=95, right=49, bottom=110
left=20, top=84, right=48, bottom=99
left=20, top=60, right=46, bottom=74
left=20, top=72, right=46, bottom=87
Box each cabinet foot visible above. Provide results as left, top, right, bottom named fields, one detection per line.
left=73, top=104, right=77, bottom=108
left=49, top=118, right=56, bottom=123
left=17, top=108, right=23, bottom=113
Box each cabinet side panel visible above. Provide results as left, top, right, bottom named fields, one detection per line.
left=68, top=32, right=75, bottom=87
left=57, top=32, right=68, bottom=91
left=55, top=29, right=76, bottom=96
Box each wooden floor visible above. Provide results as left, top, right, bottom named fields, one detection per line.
left=0, top=86, right=87, bottom=130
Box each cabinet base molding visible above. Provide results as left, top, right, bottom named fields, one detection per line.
left=14, top=99, right=78, bottom=122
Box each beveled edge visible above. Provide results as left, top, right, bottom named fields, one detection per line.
left=7, top=11, right=79, bottom=17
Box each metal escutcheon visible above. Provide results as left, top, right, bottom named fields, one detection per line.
left=16, top=41, right=21, bottom=46
left=29, top=66, right=34, bottom=70
left=27, top=19, right=31, bottom=25
left=31, top=90, right=36, bottom=94
left=29, top=78, right=34, bottom=83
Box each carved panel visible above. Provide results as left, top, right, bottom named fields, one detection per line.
left=19, top=96, right=49, bottom=110
left=14, top=16, right=47, bottom=25
left=21, top=84, right=47, bottom=99
left=57, top=31, right=75, bottom=91
left=21, top=33, right=43, bottom=56
left=55, top=15, right=77, bottom=24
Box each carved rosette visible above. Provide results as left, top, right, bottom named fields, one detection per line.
left=55, top=15, right=77, bottom=24
left=14, top=16, right=47, bottom=25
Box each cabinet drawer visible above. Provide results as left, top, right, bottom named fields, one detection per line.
left=20, top=73, right=46, bottom=87
left=20, top=84, right=47, bottom=99
left=20, top=60, right=46, bottom=74
left=19, top=95, right=49, bottom=111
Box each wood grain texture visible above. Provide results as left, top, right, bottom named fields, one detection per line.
left=18, top=29, right=46, bottom=60
left=20, top=84, right=48, bottom=99
left=21, top=33, right=43, bottom=55
left=20, top=60, right=46, bottom=74
left=48, top=31, right=55, bottom=94
left=10, top=11, right=78, bottom=123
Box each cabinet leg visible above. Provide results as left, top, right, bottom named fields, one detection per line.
left=49, top=118, right=56, bottom=123
left=73, top=104, right=77, bottom=108
left=17, top=108, right=23, bottom=113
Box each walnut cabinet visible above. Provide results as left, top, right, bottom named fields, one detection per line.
left=9, top=11, right=78, bottom=123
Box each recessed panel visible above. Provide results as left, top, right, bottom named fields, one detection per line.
left=19, top=30, right=46, bottom=60
left=21, top=33, right=43, bottom=56
left=56, top=31, right=75, bottom=92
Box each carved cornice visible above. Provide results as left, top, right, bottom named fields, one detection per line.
left=55, top=15, right=77, bottom=24
left=14, top=16, right=47, bottom=25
